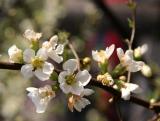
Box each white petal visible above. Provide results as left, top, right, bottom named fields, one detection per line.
left=74, top=98, right=90, bottom=111
left=34, top=69, right=50, bottom=81
left=28, top=92, right=47, bottom=113
left=121, top=88, right=131, bottom=100
left=81, top=98, right=91, bottom=107
left=37, top=48, right=48, bottom=60
left=55, top=44, right=64, bottom=55
left=58, top=71, right=70, bottom=84
left=125, top=83, right=141, bottom=93
left=21, top=64, right=33, bottom=78
left=117, top=48, right=124, bottom=60
left=82, top=88, right=94, bottom=96
left=49, top=35, right=58, bottom=49
left=63, top=59, right=77, bottom=73
left=23, top=49, right=35, bottom=63
left=48, top=50, right=63, bottom=63
left=43, top=62, right=54, bottom=74
left=26, top=87, right=38, bottom=92
left=59, top=83, right=72, bottom=94
left=35, top=103, right=48, bottom=113
left=127, top=61, right=144, bottom=72
left=71, top=82, right=84, bottom=95
left=105, top=44, right=115, bottom=59
left=76, top=70, right=91, bottom=86
left=125, top=50, right=133, bottom=60
left=92, top=50, right=100, bottom=62
left=74, top=101, right=82, bottom=112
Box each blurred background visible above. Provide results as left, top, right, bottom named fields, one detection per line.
left=0, top=0, right=160, bottom=121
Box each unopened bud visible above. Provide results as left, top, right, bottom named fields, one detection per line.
left=82, top=57, right=91, bottom=65
left=141, top=64, right=152, bottom=77
left=119, top=76, right=126, bottom=82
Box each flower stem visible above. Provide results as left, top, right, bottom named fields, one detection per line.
left=67, top=40, right=81, bottom=71
left=127, top=0, right=136, bottom=83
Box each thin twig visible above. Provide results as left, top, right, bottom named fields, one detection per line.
left=127, top=1, right=136, bottom=83
left=67, top=40, right=81, bottom=71
left=0, top=62, right=160, bottom=113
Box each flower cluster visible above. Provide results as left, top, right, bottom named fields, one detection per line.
left=6, top=29, right=150, bottom=114
left=92, top=44, right=144, bottom=100
left=8, top=29, right=93, bottom=113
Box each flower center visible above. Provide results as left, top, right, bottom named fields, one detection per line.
left=65, top=74, right=76, bottom=85
left=39, top=90, right=54, bottom=99
left=31, top=56, right=44, bottom=69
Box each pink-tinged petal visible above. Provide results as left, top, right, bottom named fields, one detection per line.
left=21, top=64, right=33, bottom=78
left=76, top=70, right=91, bottom=86
left=48, top=50, right=63, bottom=63
left=63, top=59, right=77, bottom=73
left=34, top=69, right=50, bottom=81
left=23, top=49, right=35, bottom=63
left=43, top=62, right=54, bottom=74
left=105, top=44, right=115, bottom=59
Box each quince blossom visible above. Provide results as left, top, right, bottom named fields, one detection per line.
left=68, top=88, right=94, bottom=112
left=24, top=29, right=42, bottom=42
left=8, top=45, right=23, bottom=63
left=42, top=35, right=64, bottom=63
left=26, top=85, right=55, bottom=113
left=92, top=44, right=115, bottom=63
left=21, top=48, right=54, bottom=81
left=58, top=59, right=91, bottom=95
left=117, top=48, right=144, bottom=72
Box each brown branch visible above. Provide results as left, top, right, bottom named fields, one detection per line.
left=0, top=62, right=160, bottom=114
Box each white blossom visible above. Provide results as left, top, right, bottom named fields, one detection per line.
left=24, top=29, right=42, bottom=42
left=68, top=88, right=94, bottom=112
left=21, top=48, right=54, bottom=81
left=58, top=59, right=91, bottom=95
left=42, top=35, right=64, bottom=63
left=120, top=82, right=141, bottom=100
left=8, top=45, right=23, bottom=63
left=92, top=44, right=115, bottom=63
left=26, top=85, right=55, bottom=113
left=117, top=48, right=144, bottom=72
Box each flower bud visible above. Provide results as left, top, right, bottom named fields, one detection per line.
left=141, top=64, right=152, bottom=77
left=8, top=45, right=23, bottom=63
